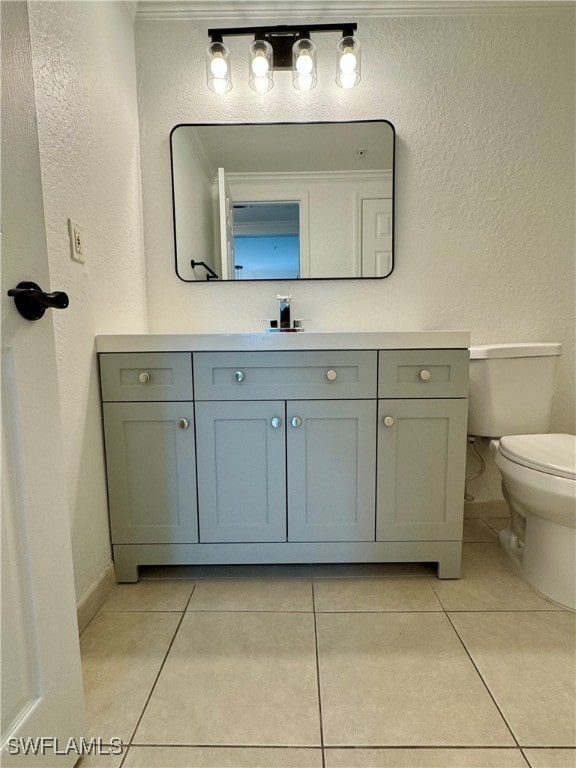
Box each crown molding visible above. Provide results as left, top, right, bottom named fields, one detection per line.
left=123, top=1, right=139, bottom=19
left=136, top=0, right=575, bottom=21
left=226, top=170, right=394, bottom=184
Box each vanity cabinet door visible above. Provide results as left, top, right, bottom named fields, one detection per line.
left=195, top=401, right=287, bottom=543
left=103, top=402, right=198, bottom=544
left=287, top=400, right=377, bottom=542
left=376, top=399, right=467, bottom=541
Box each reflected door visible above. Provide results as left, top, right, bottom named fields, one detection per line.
left=218, top=167, right=235, bottom=279
left=361, top=198, right=392, bottom=277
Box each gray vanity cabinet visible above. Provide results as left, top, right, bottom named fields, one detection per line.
left=194, top=351, right=378, bottom=545
left=100, top=352, right=198, bottom=562
left=376, top=399, right=468, bottom=541
left=195, top=399, right=375, bottom=544
left=98, top=342, right=469, bottom=582
left=103, top=402, right=198, bottom=544
left=287, top=400, right=376, bottom=542
left=195, top=400, right=287, bottom=543
left=376, top=349, right=469, bottom=543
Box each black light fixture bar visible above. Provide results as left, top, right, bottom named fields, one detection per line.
left=208, top=23, right=357, bottom=70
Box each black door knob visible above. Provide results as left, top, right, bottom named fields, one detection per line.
left=7, top=281, right=69, bottom=321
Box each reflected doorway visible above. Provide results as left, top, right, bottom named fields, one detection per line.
left=232, top=202, right=300, bottom=280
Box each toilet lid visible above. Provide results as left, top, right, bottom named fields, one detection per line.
left=499, top=434, right=576, bottom=480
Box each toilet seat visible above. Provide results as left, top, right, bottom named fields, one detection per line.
left=498, top=434, right=576, bottom=481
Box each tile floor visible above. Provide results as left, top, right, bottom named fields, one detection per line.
left=78, top=518, right=576, bottom=768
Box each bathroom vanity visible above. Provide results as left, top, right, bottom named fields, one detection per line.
left=97, top=332, right=469, bottom=581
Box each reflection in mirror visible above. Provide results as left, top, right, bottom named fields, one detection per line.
left=234, top=202, right=300, bottom=279
left=170, top=121, right=394, bottom=281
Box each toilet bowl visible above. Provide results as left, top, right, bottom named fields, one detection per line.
left=490, top=434, right=576, bottom=610
left=468, top=343, right=575, bottom=609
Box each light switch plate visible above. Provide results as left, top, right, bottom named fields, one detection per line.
left=68, top=218, right=85, bottom=263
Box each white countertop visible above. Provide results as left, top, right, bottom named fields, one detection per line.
left=96, top=331, right=470, bottom=353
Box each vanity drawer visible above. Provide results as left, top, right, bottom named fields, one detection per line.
left=194, top=351, right=377, bottom=401
left=378, top=349, right=469, bottom=398
left=99, top=353, right=193, bottom=402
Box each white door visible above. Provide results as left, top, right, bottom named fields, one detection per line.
left=361, top=198, right=393, bottom=277
left=218, top=167, right=235, bottom=279
left=1, top=3, right=85, bottom=766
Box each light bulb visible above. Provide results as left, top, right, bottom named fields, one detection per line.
left=296, top=52, right=313, bottom=75
left=212, top=77, right=228, bottom=95
left=338, top=71, right=358, bottom=89
left=294, top=74, right=313, bottom=92
left=210, top=55, right=228, bottom=78
left=339, top=50, right=357, bottom=74
left=292, top=38, right=317, bottom=91
left=335, top=35, right=360, bottom=89
left=251, top=54, right=270, bottom=77
left=253, top=76, right=271, bottom=93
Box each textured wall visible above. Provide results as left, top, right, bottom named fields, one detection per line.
left=135, top=10, right=575, bottom=500
left=29, top=1, right=147, bottom=603
left=172, top=128, right=216, bottom=276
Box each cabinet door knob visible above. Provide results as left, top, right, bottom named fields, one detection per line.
left=419, top=369, right=432, bottom=381
left=326, top=369, right=338, bottom=381
left=233, top=370, right=245, bottom=383
left=179, top=418, right=190, bottom=429
left=383, top=416, right=395, bottom=427
left=138, top=371, right=151, bottom=384
left=271, top=417, right=282, bottom=429
left=291, top=416, right=302, bottom=428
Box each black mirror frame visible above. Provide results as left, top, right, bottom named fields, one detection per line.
left=170, top=119, right=395, bottom=283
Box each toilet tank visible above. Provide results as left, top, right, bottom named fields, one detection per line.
left=468, top=343, right=562, bottom=437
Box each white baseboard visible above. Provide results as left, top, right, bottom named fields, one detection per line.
left=77, top=563, right=115, bottom=634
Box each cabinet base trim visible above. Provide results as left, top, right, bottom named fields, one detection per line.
left=112, top=541, right=462, bottom=582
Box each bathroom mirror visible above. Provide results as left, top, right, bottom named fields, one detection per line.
left=170, top=120, right=395, bottom=281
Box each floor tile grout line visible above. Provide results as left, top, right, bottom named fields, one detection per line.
left=119, top=583, right=198, bottom=768
left=118, top=744, right=130, bottom=767
left=322, top=745, right=538, bottom=751
left=112, top=741, right=575, bottom=749
left=479, top=518, right=501, bottom=534
left=443, top=610, right=522, bottom=750
left=423, top=579, right=564, bottom=614
left=185, top=608, right=444, bottom=614
left=128, top=743, right=323, bottom=748
left=97, top=606, right=567, bottom=615
left=520, top=746, right=534, bottom=768
left=311, top=581, right=326, bottom=768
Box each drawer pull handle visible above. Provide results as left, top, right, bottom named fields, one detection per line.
left=179, top=418, right=190, bottom=430
left=233, top=370, right=246, bottom=383
left=138, top=371, right=151, bottom=384
left=271, top=417, right=282, bottom=429
left=291, top=416, right=302, bottom=428
left=383, top=416, right=395, bottom=427
left=326, top=369, right=338, bottom=381
left=419, top=369, right=432, bottom=381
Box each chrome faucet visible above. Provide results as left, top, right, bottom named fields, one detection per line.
left=267, top=295, right=304, bottom=332
left=278, top=295, right=291, bottom=329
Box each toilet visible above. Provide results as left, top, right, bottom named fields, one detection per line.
left=468, top=343, right=576, bottom=610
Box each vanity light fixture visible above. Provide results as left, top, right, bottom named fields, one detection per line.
left=292, top=38, right=317, bottom=92
left=336, top=35, right=361, bottom=89
left=249, top=39, right=274, bottom=92
left=206, top=23, right=359, bottom=95
left=206, top=38, right=232, bottom=94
